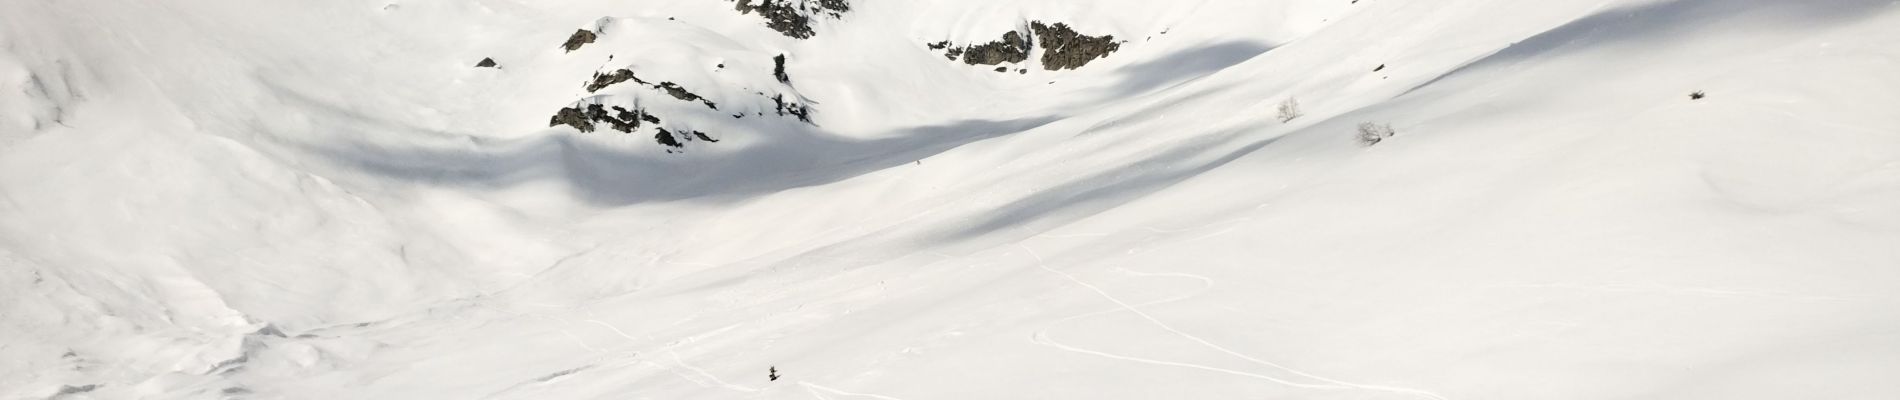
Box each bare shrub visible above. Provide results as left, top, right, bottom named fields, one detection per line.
left=1357, top=122, right=1395, bottom=146
left=1276, top=97, right=1303, bottom=123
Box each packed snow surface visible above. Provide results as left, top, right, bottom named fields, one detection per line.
left=3, top=0, right=1898, bottom=399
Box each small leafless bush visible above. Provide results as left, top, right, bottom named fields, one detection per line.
left=1357, top=122, right=1395, bottom=146
left=1276, top=97, right=1303, bottom=123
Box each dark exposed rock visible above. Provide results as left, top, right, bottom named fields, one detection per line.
left=586, top=69, right=647, bottom=92
left=549, top=104, right=652, bottom=133
left=927, top=41, right=962, bottom=60
left=476, top=58, right=499, bottom=68
left=994, top=66, right=1008, bottom=73
left=549, top=101, right=727, bottom=149
left=607, top=106, right=646, bottom=132
left=655, top=128, right=684, bottom=147
left=773, top=54, right=790, bottom=84
left=582, top=69, right=716, bottom=109
left=771, top=93, right=812, bottom=122
left=657, top=82, right=718, bottom=109
left=654, top=127, right=717, bottom=148
left=933, top=22, right=1120, bottom=70
left=818, top=0, right=848, bottom=13
left=561, top=29, right=598, bottom=52
left=550, top=107, right=592, bottom=132
left=1031, top=22, right=1120, bottom=70
left=546, top=43, right=823, bottom=151
left=734, top=0, right=849, bottom=39
left=962, top=31, right=1032, bottom=66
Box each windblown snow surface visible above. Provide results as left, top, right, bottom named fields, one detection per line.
left=4, top=0, right=1899, bottom=399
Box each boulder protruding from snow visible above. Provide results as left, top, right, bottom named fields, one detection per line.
left=773, top=54, right=790, bottom=84
left=560, top=29, right=598, bottom=53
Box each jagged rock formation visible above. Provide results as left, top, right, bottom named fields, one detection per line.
left=560, top=29, right=597, bottom=52
left=584, top=69, right=719, bottom=109
left=557, top=65, right=811, bottom=149
left=929, top=21, right=1122, bottom=71
left=1030, top=22, right=1120, bottom=70
left=732, top=0, right=850, bottom=39
left=771, top=93, right=812, bottom=122
left=656, top=82, right=718, bottom=109
left=962, top=31, right=1032, bottom=66
left=654, top=127, right=718, bottom=149
left=549, top=103, right=658, bottom=134
left=585, top=69, right=645, bottom=92
left=542, top=16, right=819, bottom=151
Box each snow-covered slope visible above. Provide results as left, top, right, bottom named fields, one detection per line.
left=3, top=0, right=1897, bottom=399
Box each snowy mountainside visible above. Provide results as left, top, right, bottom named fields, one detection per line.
left=3, top=0, right=1899, bottom=399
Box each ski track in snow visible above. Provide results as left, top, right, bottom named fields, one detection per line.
left=1483, top=282, right=1883, bottom=302
left=542, top=313, right=907, bottom=399
left=586, top=319, right=768, bottom=394
left=528, top=314, right=764, bottom=395
left=800, top=382, right=912, bottom=400
left=1019, top=242, right=1450, bottom=400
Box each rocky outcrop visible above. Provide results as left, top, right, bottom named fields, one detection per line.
left=586, top=69, right=646, bottom=92
left=583, top=69, right=719, bottom=110
left=657, top=82, right=718, bottom=110
left=733, top=0, right=850, bottom=39
left=654, top=127, right=718, bottom=149
left=771, top=93, right=812, bottom=122
left=773, top=54, right=790, bottom=84
left=476, top=58, right=499, bottom=68
left=549, top=104, right=657, bottom=134
left=1030, top=22, right=1120, bottom=70
left=556, top=65, right=813, bottom=149
left=961, top=31, right=1032, bottom=66
left=542, top=16, right=819, bottom=151
left=928, top=21, right=1122, bottom=71
left=561, top=29, right=598, bottom=52
left=926, top=41, right=960, bottom=60
left=550, top=104, right=721, bottom=150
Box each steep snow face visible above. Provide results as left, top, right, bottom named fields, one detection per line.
left=3, top=0, right=1899, bottom=399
